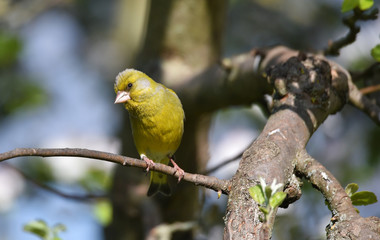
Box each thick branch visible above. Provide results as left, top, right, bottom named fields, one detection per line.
left=0, top=148, right=230, bottom=195
left=176, top=46, right=380, bottom=128
left=177, top=51, right=272, bottom=115
left=296, top=151, right=357, bottom=218
left=296, top=151, right=380, bottom=239
left=224, top=51, right=351, bottom=239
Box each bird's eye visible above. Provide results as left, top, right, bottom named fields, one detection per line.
left=127, top=83, right=133, bottom=88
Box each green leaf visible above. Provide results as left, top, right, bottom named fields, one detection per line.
left=249, top=185, right=265, bottom=205
left=0, top=76, right=48, bottom=118
left=269, top=191, right=287, bottom=208
left=358, top=0, right=374, bottom=10
left=23, top=220, right=50, bottom=238
left=94, top=200, right=113, bottom=226
left=79, top=168, right=111, bottom=192
left=23, top=220, right=66, bottom=240
left=259, top=206, right=269, bottom=215
left=371, top=44, right=380, bottom=62
left=345, top=183, right=359, bottom=196
left=351, top=191, right=378, bottom=206
left=52, top=223, right=66, bottom=235
left=0, top=32, right=22, bottom=67
left=341, top=0, right=359, bottom=12
left=265, top=186, right=272, bottom=200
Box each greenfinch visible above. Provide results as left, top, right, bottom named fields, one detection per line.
left=114, top=68, right=185, bottom=196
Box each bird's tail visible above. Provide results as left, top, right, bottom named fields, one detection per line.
left=147, top=171, right=171, bottom=196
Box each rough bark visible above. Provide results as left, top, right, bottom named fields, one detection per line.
left=223, top=49, right=380, bottom=239
left=296, top=151, right=380, bottom=240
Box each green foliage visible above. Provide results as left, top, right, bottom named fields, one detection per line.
left=345, top=183, right=359, bottom=196
left=249, top=178, right=286, bottom=222
left=351, top=191, right=378, bottom=206
left=269, top=191, right=287, bottom=209
left=345, top=183, right=378, bottom=207
left=341, top=0, right=374, bottom=12
left=0, top=75, right=48, bottom=119
left=358, top=0, right=375, bottom=10
left=249, top=185, right=265, bottom=205
left=0, top=32, right=22, bottom=68
left=24, top=220, right=66, bottom=240
left=80, top=169, right=112, bottom=226
left=342, top=0, right=359, bottom=12
left=371, top=44, right=380, bottom=62
left=0, top=32, right=47, bottom=120
left=94, top=200, right=113, bottom=226
left=264, top=186, right=273, bottom=200
left=22, top=158, right=55, bottom=183
left=79, top=168, right=112, bottom=192
left=259, top=206, right=269, bottom=215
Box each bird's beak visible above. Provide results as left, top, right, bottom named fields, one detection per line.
left=114, top=91, right=130, bottom=104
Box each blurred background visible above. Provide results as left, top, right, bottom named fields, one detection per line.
left=0, top=0, right=379, bottom=239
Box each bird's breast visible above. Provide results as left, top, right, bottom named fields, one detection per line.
left=129, top=97, right=184, bottom=160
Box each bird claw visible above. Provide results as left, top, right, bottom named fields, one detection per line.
left=142, top=156, right=155, bottom=172
left=170, top=158, right=185, bottom=182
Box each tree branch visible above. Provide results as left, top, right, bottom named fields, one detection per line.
left=296, top=150, right=380, bottom=239
left=209, top=46, right=380, bottom=239
left=3, top=163, right=107, bottom=201
left=0, top=148, right=230, bottom=195
left=295, top=151, right=357, bottom=219
left=224, top=50, right=351, bottom=239
left=177, top=50, right=272, bottom=115
left=360, top=84, right=380, bottom=95
left=343, top=61, right=380, bottom=125
left=324, top=8, right=378, bottom=56
left=348, top=78, right=380, bottom=125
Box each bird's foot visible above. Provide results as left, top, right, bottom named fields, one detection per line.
left=142, top=156, right=155, bottom=172
left=170, top=158, right=185, bottom=182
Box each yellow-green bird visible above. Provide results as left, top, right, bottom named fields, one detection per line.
left=114, top=68, right=185, bottom=196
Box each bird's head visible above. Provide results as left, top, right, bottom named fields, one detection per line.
left=114, top=69, right=158, bottom=108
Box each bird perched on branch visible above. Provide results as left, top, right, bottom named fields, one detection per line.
left=114, top=68, right=185, bottom=196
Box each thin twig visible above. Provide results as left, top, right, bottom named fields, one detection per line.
left=201, top=139, right=256, bottom=175
left=348, top=79, right=380, bottom=125
left=3, top=163, right=107, bottom=201
left=360, top=84, right=380, bottom=95
left=202, top=153, right=244, bottom=176
left=324, top=8, right=378, bottom=56
left=202, top=157, right=240, bottom=175
left=0, top=148, right=230, bottom=195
